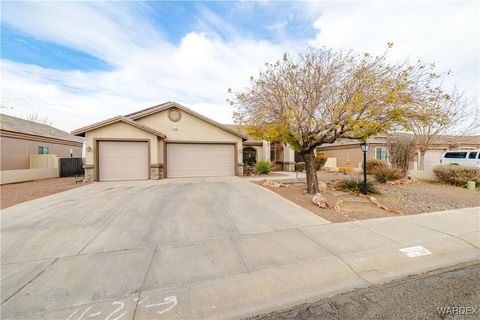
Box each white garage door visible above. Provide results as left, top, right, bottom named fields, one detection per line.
left=167, top=143, right=234, bottom=178
left=98, top=141, right=148, bottom=181
left=423, top=149, right=445, bottom=171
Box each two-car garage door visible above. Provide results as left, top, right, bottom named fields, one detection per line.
left=166, top=143, right=235, bottom=178
left=98, top=141, right=235, bottom=181
left=98, top=141, right=148, bottom=181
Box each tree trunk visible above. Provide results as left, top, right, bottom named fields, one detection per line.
left=303, top=150, right=318, bottom=194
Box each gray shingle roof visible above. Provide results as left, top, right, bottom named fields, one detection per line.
left=0, top=114, right=84, bottom=143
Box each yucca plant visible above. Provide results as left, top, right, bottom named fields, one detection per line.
left=340, top=178, right=379, bottom=194
left=373, top=167, right=403, bottom=183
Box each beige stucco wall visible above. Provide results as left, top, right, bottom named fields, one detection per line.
left=136, top=109, right=244, bottom=164
left=0, top=168, right=59, bottom=185
left=283, top=143, right=295, bottom=162
left=317, top=146, right=377, bottom=168
left=30, top=154, right=59, bottom=169
left=84, top=121, right=159, bottom=165
left=0, top=136, right=82, bottom=170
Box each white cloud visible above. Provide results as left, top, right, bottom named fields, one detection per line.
left=1, top=3, right=290, bottom=131
left=310, top=1, right=479, bottom=101
left=1, top=1, right=478, bottom=133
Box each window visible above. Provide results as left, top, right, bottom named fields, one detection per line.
left=444, top=152, right=467, bottom=159
left=468, top=152, right=477, bottom=159
left=375, top=147, right=387, bottom=161
left=38, top=146, right=49, bottom=154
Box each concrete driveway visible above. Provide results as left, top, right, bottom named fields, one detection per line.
left=1, top=178, right=330, bottom=319
left=2, top=178, right=479, bottom=319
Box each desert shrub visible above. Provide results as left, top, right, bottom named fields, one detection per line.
left=366, top=159, right=388, bottom=174
left=433, top=165, right=480, bottom=186
left=255, top=160, right=274, bottom=174
left=339, top=178, right=379, bottom=194
left=315, top=154, right=329, bottom=170
left=385, top=135, right=417, bottom=173
left=338, top=167, right=359, bottom=174
left=295, top=162, right=305, bottom=172
left=373, top=167, right=404, bottom=183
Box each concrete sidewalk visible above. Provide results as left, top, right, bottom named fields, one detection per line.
left=2, top=199, right=480, bottom=320
left=134, top=207, right=480, bottom=319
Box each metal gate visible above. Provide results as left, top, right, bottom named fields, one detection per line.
left=59, top=158, right=84, bottom=177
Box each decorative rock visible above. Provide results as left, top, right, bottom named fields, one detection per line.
left=334, top=199, right=344, bottom=211
left=312, top=192, right=329, bottom=208
left=318, top=181, right=327, bottom=191
left=263, top=180, right=283, bottom=188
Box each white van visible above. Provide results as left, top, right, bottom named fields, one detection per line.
left=440, top=150, right=480, bottom=167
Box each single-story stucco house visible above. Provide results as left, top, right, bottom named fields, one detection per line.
left=0, top=114, right=83, bottom=171
left=72, top=102, right=296, bottom=182
left=316, top=134, right=480, bottom=171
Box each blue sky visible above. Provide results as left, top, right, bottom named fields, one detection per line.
left=2, top=2, right=317, bottom=71
left=1, top=1, right=479, bottom=131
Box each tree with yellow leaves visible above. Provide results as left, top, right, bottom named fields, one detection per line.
left=229, top=45, right=437, bottom=194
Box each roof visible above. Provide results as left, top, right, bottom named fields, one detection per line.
left=222, top=124, right=261, bottom=142
left=0, top=113, right=84, bottom=143
left=71, top=116, right=166, bottom=138
left=317, top=133, right=480, bottom=149
left=126, top=101, right=247, bottom=140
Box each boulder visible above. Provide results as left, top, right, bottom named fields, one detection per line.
left=334, top=199, right=344, bottom=211
left=263, top=180, right=283, bottom=188
left=312, top=192, right=329, bottom=208
left=318, top=181, right=327, bottom=191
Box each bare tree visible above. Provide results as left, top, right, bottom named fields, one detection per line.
left=404, top=89, right=479, bottom=170
left=385, top=134, right=417, bottom=173
left=230, top=46, right=431, bottom=194
left=25, top=112, right=52, bottom=126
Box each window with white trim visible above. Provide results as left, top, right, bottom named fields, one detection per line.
left=375, top=147, right=387, bottom=161
left=38, top=146, right=49, bottom=154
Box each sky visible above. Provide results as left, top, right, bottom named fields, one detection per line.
left=1, top=1, right=479, bottom=132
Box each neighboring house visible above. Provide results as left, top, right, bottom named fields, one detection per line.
left=223, top=124, right=295, bottom=172
left=316, top=135, right=480, bottom=171
left=0, top=114, right=83, bottom=171
left=72, top=102, right=298, bottom=182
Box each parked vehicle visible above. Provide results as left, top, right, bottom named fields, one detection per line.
left=440, top=150, right=480, bottom=167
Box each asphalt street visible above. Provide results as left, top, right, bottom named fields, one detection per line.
left=255, top=262, right=480, bottom=320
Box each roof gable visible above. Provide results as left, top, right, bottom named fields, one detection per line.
left=72, top=116, right=166, bottom=138
left=127, top=102, right=247, bottom=140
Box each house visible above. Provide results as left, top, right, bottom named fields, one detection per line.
left=316, top=134, right=480, bottom=171
left=223, top=124, right=296, bottom=172
left=72, top=102, right=292, bottom=182
left=0, top=114, right=83, bottom=171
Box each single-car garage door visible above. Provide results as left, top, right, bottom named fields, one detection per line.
left=423, top=149, right=446, bottom=171
left=98, top=141, right=148, bottom=181
left=167, top=143, right=234, bottom=178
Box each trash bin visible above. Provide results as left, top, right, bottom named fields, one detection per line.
left=467, top=181, right=476, bottom=191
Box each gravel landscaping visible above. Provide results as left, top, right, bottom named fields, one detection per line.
left=1, top=177, right=91, bottom=209
left=375, top=182, right=480, bottom=214
left=256, top=171, right=479, bottom=223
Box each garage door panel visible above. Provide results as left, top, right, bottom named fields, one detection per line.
left=99, top=141, right=148, bottom=181
left=423, top=150, right=445, bottom=171
left=167, top=144, right=234, bottom=178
